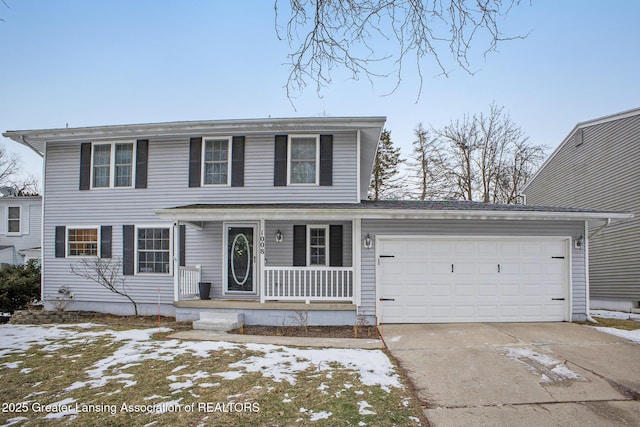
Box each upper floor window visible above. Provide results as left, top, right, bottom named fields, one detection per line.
left=68, top=227, right=99, bottom=257
left=92, top=142, right=135, bottom=188
left=7, top=206, right=20, bottom=234
left=202, top=137, right=230, bottom=185
left=288, top=135, right=319, bottom=185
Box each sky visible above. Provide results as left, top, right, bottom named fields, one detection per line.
left=1, top=1, right=639, bottom=183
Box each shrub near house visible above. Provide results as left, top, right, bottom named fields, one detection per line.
left=0, top=260, right=40, bottom=314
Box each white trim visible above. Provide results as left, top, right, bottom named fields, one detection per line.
left=352, top=218, right=362, bottom=307
left=375, top=235, right=573, bottom=324
left=201, top=136, right=232, bottom=187
left=134, top=224, right=173, bottom=276
left=89, top=141, right=136, bottom=189
left=223, top=222, right=259, bottom=295
left=356, top=129, right=361, bottom=203
left=41, top=141, right=47, bottom=302
left=287, top=134, right=320, bottom=186
left=173, top=222, right=180, bottom=302
left=306, top=224, right=330, bottom=266
left=66, top=225, right=101, bottom=258
left=566, top=237, right=573, bottom=322
left=6, top=205, right=22, bottom=236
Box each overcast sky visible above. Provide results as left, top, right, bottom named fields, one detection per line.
left=1, top=1, right=639, bottom=182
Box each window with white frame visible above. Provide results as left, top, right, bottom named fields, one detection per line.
left=68, top=227, right=99, bottom=257
left=7, top=206, right=20, bottom=234
left=202, top=137, right=230, bottom=185
left=308, top=225, right=328, bottom=266
left=137, top=227, right=170, bottom=274
left=289, top=135, right=319, bottom=184
left=92, top=142, right=135, bottom=188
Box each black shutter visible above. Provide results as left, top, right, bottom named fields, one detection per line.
left=274, top=135, right=288, bottom=186
left=135, top=139, right=148, bottom=189
left=100, top=226, right=112, bottom=259
left=55, top=226, right=66, bottom=258
left=293, top=225, right=306, bottom=266
left=320, top=135, right=333, bottom=186
left=123, top=225, right=135, bottom=275
left=231, top=136, right=245, bottom=187
left=179, top=224, right=186, bottom=267
left=79, top=143, right=91, bottom=190
left=329, top=225, right=343, bottom=266
left=188, top=137, right=202, bottom=187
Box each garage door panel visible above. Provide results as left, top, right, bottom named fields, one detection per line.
left=477, top=283, right=499, bottom=296
left=454, top=284, right=475, bottom=297
left=378, top=237, right=568, bottom=323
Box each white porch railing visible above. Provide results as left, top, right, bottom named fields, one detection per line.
left=263, top=267, right=354, bottom=303
left=178, top=266, right=202, bottom=299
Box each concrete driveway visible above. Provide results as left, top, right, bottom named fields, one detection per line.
left=382, top=323, right=640, bottom=426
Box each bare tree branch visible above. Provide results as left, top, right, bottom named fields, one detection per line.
left=70, top=258, right=139, bottom=316
left=276, top=0, right=528, bottom=100
left=427, top=103, right=546, bottom=203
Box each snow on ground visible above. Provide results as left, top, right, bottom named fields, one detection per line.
left=592, top=327, right=640, bottom=344
left=590, top=309, right=640, bottom=321
left=0, top=323, right=402, bottom=410
left=502, top=347, right=585, bottom=384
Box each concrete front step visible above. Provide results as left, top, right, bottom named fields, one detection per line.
left=193, top=312, right=244, bottom=332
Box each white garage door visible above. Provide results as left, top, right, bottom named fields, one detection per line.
left=377, top=237, right=569, bottom=323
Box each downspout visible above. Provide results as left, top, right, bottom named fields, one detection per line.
left=585, top=218, right=611, bottom=323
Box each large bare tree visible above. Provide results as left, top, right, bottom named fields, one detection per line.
left=431, top=103, right=546, bottom=203
left=276, top=0, right=528, bottom=99
left=409, top=123, right=447, bottom=200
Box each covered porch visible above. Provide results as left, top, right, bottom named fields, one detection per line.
left=156, top=204, right=364, bottom=307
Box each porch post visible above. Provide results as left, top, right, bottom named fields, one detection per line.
left=259, top=219, right=266, bottom=303
left=173, top=221, right=180, bottom=302
left=353, top=218, right=361, bottom=306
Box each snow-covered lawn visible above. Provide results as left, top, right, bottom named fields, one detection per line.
left=0, top=323, right=422, bottom=426
left=590, top=309, right=640, bottom=344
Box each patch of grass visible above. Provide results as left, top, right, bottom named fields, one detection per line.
left=590, top=316, right=640, bottom=331
left=0, top=323, right=426, bottom=426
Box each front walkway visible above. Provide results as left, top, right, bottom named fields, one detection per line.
left=170, top=329, right=384, bottom=349
left=382, top=323, right=640, bottom=426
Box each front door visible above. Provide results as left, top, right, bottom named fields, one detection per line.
left=226, top=225, right=256, bottom=293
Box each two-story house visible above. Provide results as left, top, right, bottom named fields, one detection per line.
left=3, top=117, right=630, bottom=326
left=0, top=193, right=42, bottom=265
left=523, top=108, right=640, bottom=313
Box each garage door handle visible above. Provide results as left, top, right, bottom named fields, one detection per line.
left=379, top=255, right=395, bottom=258
left=379, top=298, right=395, bottom=301
left=552, top=256, right=565, bottom=259
left=551, top=298, right=565, bottom=301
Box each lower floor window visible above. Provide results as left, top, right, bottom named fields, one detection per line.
left=68, top=228, right=98, bottom=257
left=137, top=227, right=170, bottom=273
left=308, top=226, right=328, bottom=265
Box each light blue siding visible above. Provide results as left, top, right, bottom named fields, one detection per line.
left=42, top=131, right=359, bottom=313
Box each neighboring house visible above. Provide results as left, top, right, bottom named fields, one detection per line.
left=523, top=108, right=640, bottom=312
left=0, top=194, right=42, bottom=266
left=3, top=118, right=629, bottom=325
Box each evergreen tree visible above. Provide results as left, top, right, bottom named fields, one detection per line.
left=368, top=129, right=405, bottom=200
